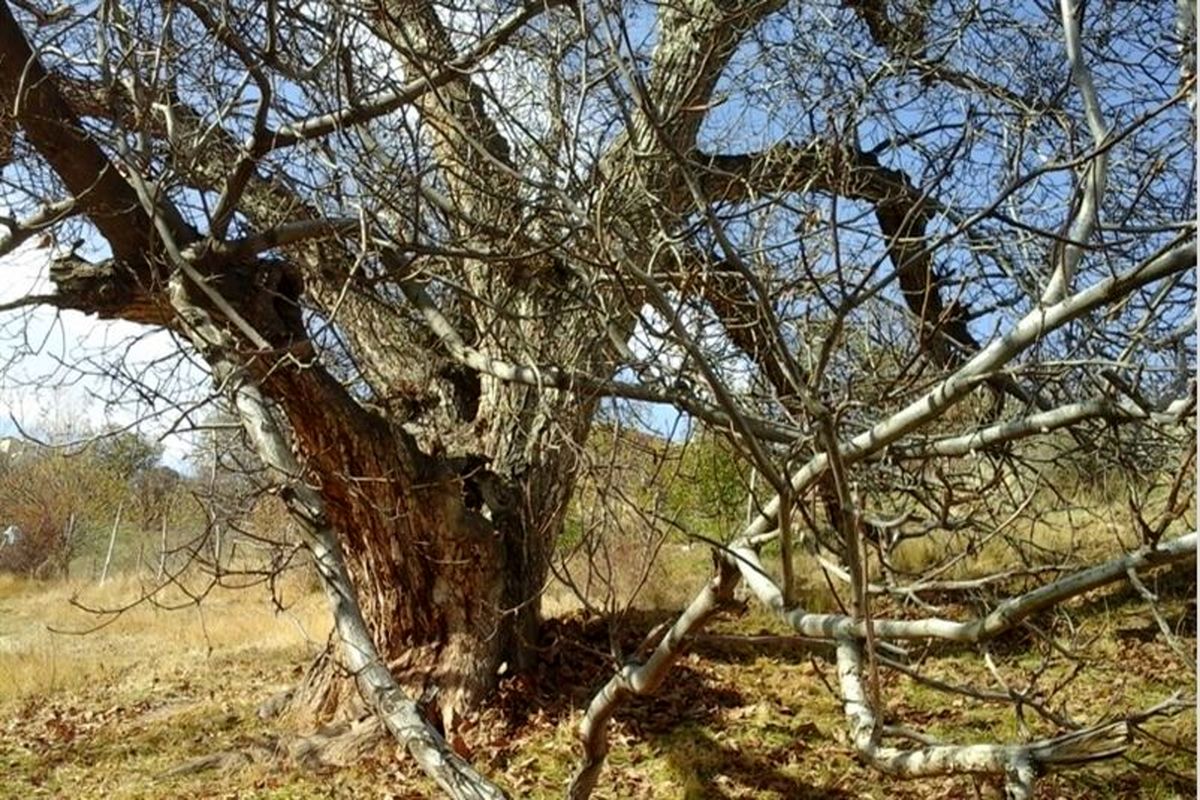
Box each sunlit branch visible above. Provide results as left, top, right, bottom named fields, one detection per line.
left=1041, top=0, right=1110, bottom=304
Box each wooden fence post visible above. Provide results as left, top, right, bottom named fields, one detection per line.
left=99, top=502, right=124, bottom=585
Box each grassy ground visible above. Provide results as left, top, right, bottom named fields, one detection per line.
left=0, top=552, right=1194, bottom=799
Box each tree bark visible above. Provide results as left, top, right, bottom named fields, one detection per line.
left=259, top=360, right=579, bottom=730
left=0, top=4, right=574, bottom=719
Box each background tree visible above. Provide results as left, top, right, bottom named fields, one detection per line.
left=0, top=445, right=125, bottom=577
left=85, top=426, right=187, bottom=532
left=130, top=464, right=181, bottom=531
left=0, top=0, right=1193, bottom=796
left=90, top=425, right=163, bottom=482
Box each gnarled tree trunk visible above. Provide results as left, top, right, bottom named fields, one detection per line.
left=0, top=0, right=1048, bottom=765
left=262, top=352, right=597, bottom=732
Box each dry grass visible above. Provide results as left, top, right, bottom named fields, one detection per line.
left=0, top=571, right=329, bottom=703
left=0, top=519, right=1194, bottom=800
left=545, top=540, right=715, bottom=617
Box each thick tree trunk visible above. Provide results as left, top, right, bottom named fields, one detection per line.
left=268, top=361, right=590, bottom=733
left=282, top=473, right=573, bottom=736
left=0, top=0, right=778, bottom=755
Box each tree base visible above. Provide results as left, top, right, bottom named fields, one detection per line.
left=269, top=646, right=369, bottom=727
left=260, top=639, right=465, bottom=737
left=253, top=647, right=392, bottom=768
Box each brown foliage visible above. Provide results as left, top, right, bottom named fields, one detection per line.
left=0, top=450, right=122, bottom=577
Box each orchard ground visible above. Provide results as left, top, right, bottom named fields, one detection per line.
left=0, top=522, right=1193, bottom=800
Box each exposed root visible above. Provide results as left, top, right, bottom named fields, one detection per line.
left=256, top=688, right=294, bottom=721
left=281, top=716, right=388, bottom=768
left=270, top=645, right=366, bottom=725
left=161, top=716, right=390, bottom=779
left=160, top=739, right=275, bottom=778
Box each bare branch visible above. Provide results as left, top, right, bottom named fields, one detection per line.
left=1041, top=0, right=1111, bottom=304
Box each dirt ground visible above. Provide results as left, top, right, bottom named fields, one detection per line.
left=0, top=565, right=1194, bottom=799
